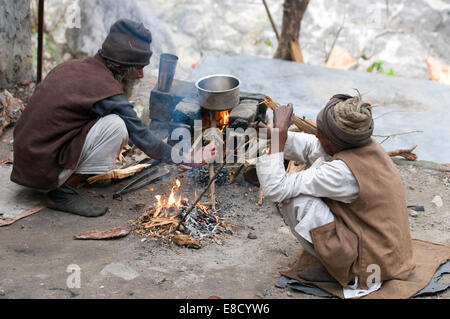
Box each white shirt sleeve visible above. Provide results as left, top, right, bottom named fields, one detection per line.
left=256, top=132, right=359, bottom=204
left=283, top=131, right=325, bottom=165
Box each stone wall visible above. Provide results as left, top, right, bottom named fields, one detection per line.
left=0, top=0, right=33, bottom=89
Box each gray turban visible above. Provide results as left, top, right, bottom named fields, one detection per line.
left=316, top=94, right=374, bottom=151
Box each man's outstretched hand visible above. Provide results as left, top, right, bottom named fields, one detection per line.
left=251, top=103, right=293, bottom=153
left=183, top=142, right=216, bottom=168
left=272, top=103, right=293, bottom=153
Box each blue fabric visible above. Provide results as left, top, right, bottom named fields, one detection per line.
left=276, top=260, right=450, bottom=298
left=413, top=260, right=450, bottom=297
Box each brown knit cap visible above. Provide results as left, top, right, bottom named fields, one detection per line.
left=101, top=19, right=153, bottom=66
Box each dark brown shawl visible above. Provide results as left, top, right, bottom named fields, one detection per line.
left=11, top=55, right=123, bottom=190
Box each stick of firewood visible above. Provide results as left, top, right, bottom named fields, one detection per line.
left=260, top=97, right=317, bottom=135
left=175, top=127, right=255, bottom=231
left=230, top=164, right=245, bottom=183
left=230, top=136, right=260, bottom=183
left=175, top=161, right=227, bottom=232
left=257, top=188, right=264, bottom=206
left=209, top=112, right=217, bottom=211
left=387, top=145, right=418, bottom=161
left=209, top=162, right=216, bottom=211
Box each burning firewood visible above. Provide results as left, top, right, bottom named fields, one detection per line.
left=175, top=162, right=227, bottom=231
left=130, top=178, right=228, bottom=248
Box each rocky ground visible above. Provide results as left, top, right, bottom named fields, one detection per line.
left=0, top=0, right=448, bottom=300
left=0, top=122, right=448, bottom=299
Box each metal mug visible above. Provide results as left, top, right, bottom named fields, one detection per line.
left=157, top=53, right=178, bottom=92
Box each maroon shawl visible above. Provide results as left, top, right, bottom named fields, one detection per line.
left=11, top=55, right=123, bottom=190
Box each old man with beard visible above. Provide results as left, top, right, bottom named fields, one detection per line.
left=255, top=94, right=415, bottom=296
left=11, top=19, right=214, bottom=217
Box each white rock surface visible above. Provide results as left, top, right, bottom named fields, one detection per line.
left=100, top=263, right=140, bottom=281
left=44, top=0, right=449, bottom=82
left=431, top=195, right=443, bottom=208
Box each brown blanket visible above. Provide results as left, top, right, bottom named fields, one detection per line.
left=280, top=239, right=450, bottom=299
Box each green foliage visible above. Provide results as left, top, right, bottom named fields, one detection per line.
left=44, top=33, right=57, bottom=56
left=254, top=37, right=272, bottom=47
left=367, top=60, right=394, bottom=76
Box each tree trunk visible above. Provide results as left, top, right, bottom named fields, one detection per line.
left=273, top=0, right=310, bottom=61
left=0, top=0, right=33, bottom=89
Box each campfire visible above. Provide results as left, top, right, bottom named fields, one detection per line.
left=130, top=178, right=229, bottom=249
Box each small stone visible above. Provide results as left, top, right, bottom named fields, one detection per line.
left=409, top=210, right=418, bottom=217
left=0, top=289, right=5, bottom=296
left=408, top=186, right=415, bottom=190
left=248, top=232, right=257, bottom=239
left=431, top=195, right=443, bottom=208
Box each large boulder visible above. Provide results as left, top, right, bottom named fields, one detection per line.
left=64, top=0, right=177, bottom=77
left=300, top=0, right=450, bottom=80
left=0, top=0, right=33, bottom=89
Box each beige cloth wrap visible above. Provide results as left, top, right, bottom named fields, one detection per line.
left=316, top=94, right=374, bottom=151
left=334, top=96, right=373, bottom=133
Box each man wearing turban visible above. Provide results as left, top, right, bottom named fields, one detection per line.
left=255, top=94, right=414, bottom=296
left=11, top=19, right=214, bottom=217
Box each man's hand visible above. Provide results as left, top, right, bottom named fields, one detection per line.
left=183, top=143, right=216, bottom=168
left=272, top=103, right=293, bottom=153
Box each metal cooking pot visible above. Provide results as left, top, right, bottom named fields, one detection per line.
left=195, top=74, right=240, bottom=111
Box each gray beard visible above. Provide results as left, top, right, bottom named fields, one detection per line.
left=115, top=72, right=139, bottom=99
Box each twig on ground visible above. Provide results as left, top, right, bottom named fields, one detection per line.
left=373, top=130, right=423, bottom=144
left=387, top=145, right=418, bottom=161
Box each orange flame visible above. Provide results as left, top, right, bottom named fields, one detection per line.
left=156, top=179, right=183, bottom=209
left=216, top=110, right=230, bottom=128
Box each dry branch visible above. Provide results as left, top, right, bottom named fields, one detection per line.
left=175, top=162, right=227, bottom=231
left=172, top=234, right=201, bottom=249
left=257, top=188, right=264, bottom=206
left=74, top=227, right=130, bottom=240
left=230, top=164, right=245, bottom=183
left=87, top=164, right=151, bottom=184
left=261, top=97, right=317, bottom=135
left=387, top=145, right=418, bottom=161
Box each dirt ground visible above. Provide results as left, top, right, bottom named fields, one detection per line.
left=0, top=123, right=449, bottom=299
